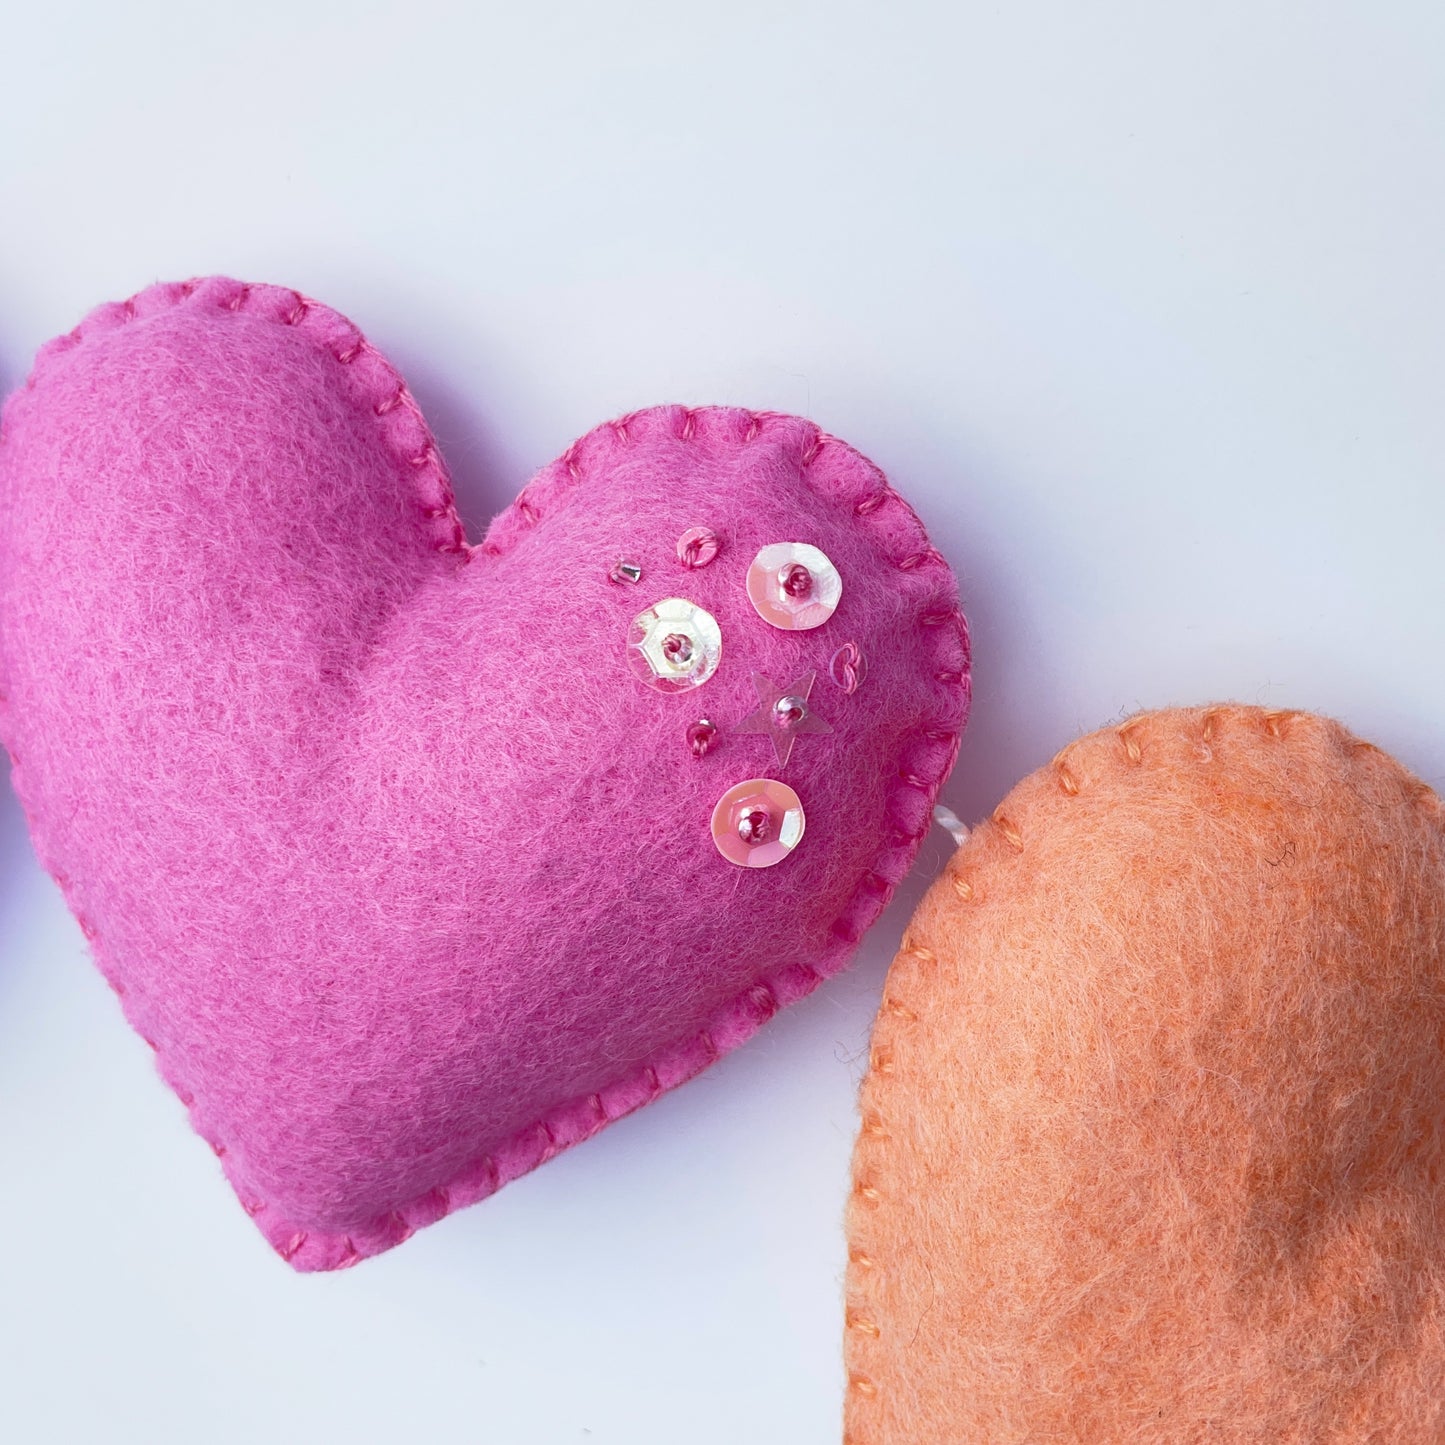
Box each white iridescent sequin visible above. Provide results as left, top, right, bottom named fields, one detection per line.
left=745, top=542, right=842, bottom=630
left=627, top=597, right=722, bottom=692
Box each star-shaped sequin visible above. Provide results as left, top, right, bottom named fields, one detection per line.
left=735, top=670, right=834, bottom=767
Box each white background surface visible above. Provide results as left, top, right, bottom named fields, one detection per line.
left=2, top=4, right=1443, bottom=1442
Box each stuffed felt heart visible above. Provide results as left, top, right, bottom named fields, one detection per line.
left=845, top=706, right=1445, bottom=1443
left=0, top=278, right=969, bottom=1270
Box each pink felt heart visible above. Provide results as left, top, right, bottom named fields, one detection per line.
left=0, top=279, right=970, bottom=1270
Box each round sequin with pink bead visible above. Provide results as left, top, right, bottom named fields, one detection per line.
left=627, top=598, right=722, bottom=692
left=710, top=779, right=806, bottom=868
left=745, top=542, right=842, bottom=630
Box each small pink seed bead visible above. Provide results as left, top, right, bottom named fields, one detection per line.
left=686, top=719, right=718, bottom=759
left=781, top=562, right=813, bottom=597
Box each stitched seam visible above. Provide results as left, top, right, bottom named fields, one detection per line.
left=3, top=279, right=471, bottom=561
left=0, top=282, right=971, bottom=1270
left=841, top=703, right=1445, bottom=1428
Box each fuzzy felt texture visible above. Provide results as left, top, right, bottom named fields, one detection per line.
left=0, top=279, right=970, bottom=1272
left=845, top=706, right=1445, bottom=1444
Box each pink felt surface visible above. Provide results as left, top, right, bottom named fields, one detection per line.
left=0, top=279, right=970, bottom=1270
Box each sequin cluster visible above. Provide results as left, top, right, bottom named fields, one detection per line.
left=620, top=529, right=865, bottom=868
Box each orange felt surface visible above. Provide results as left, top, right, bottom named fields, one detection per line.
left=845, top=706, right=1445, bottom=1444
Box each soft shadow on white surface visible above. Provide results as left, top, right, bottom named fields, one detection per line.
left=0, top=347, right=35, bottom=946
left=0, top=780, right=35, bottom=957
left=347, top=276, right=538, bottom=535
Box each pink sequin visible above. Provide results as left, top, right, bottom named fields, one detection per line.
left=676, top=526, right=721, bottom=569
left=710, top=779, right=806, bottom=867
left=746, top=542, right=842, bottom=630
left=734, top=670, right=833, bottom=767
